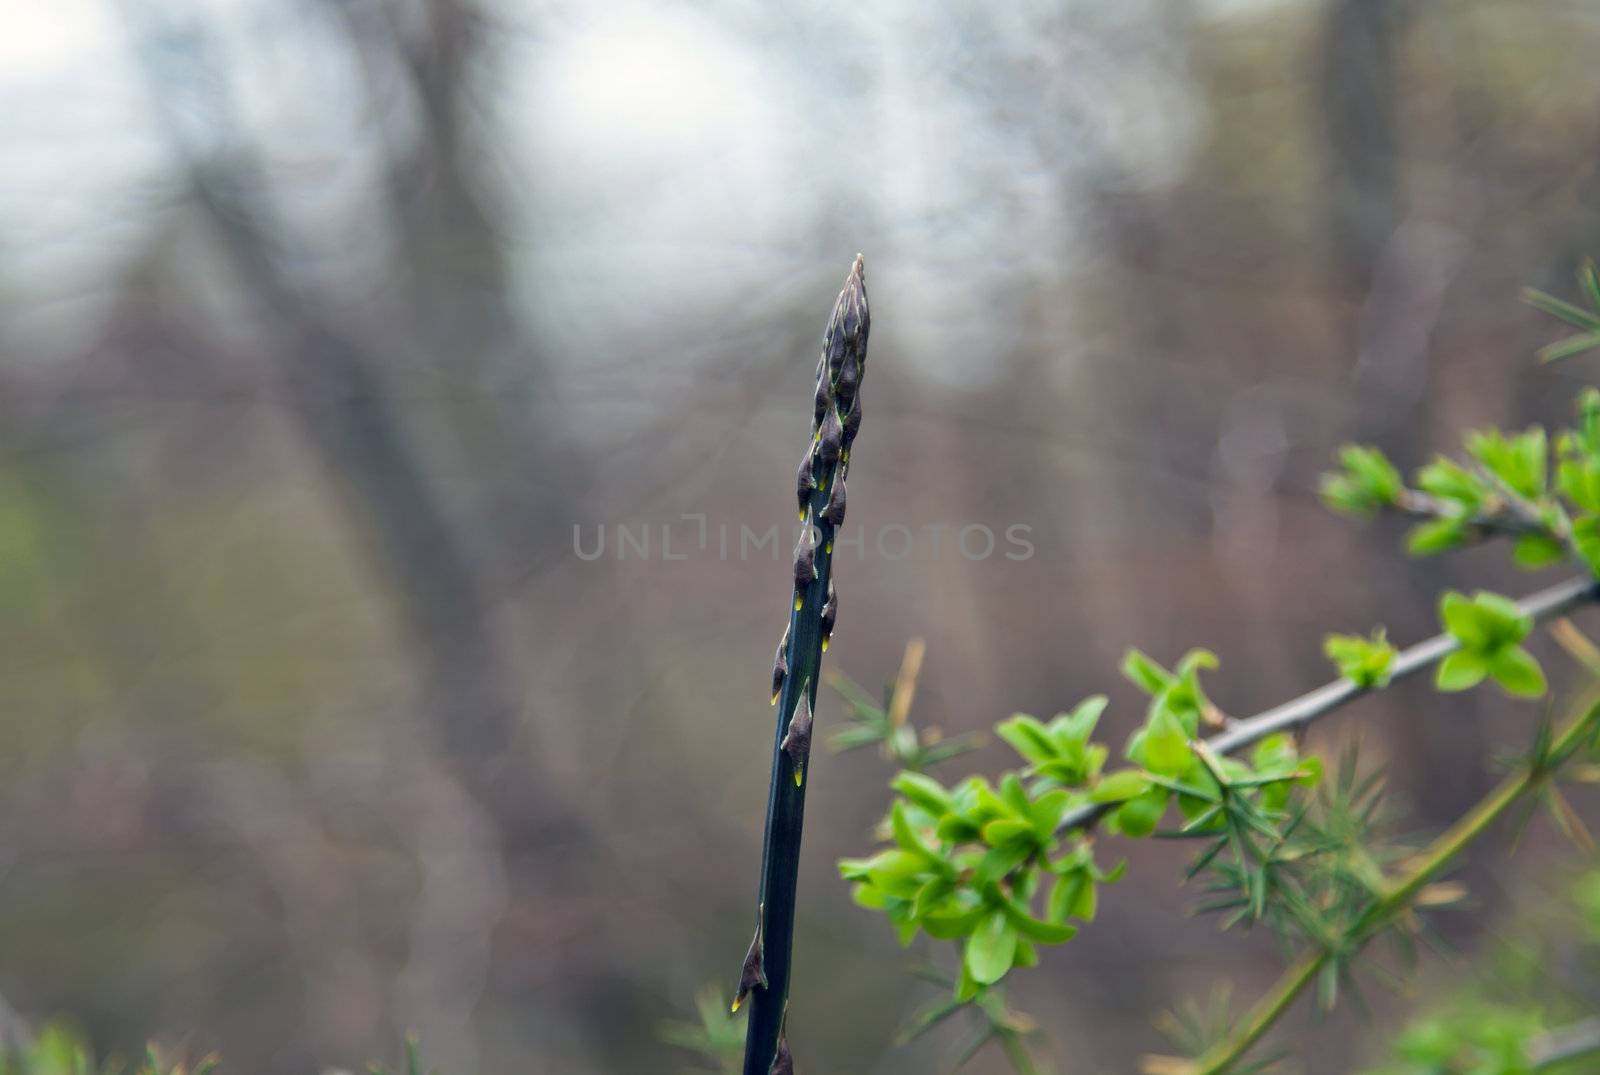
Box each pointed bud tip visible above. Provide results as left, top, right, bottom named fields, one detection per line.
left=734, top=923, right=768, bottom=1011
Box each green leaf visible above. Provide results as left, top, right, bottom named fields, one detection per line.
left=1348, top=446, right=1403, bottom=497
left=955, top=960, right=980, bottom=1001
left=1111, top=785, right=1168, bottom=838
left=934, top=813, right=981, bottom=843
left=996, top=714, right=1059, bottom=764
left=1089, top=769, right=1152, bottom=803
left=911, top=877, right=955, bottom=919
left=1250, top=733, right=1297, bottom=774
left=1047, top=870, right=1083, bottom=924
left=1512, top=532, right=1566, bottom=570
left=1407, top=517, right=1467, bottom=556
left=1049, top=695, right=1108, bottom=747
left=1013, top=938, right=1039, bottom=969
left=1070, top=872, right=1098, bottom=921
left=974, top=841, right=1033, bottom=887
left=970, top=779, right=1017, bottom=822
left=1558, top=458, right=1600, bottom=512
left=1440, top=591, right=1489, bottom=650
left=1436, top=649, right=1489, bottom=692
left=1001, top=897, right=1078, bottom=944
left=1472, top=591, right=1533, bottom=646
left=1322, top=444, right=1405, bottom=517
left=1323, top=629, right=1396, bottom=688
left=1467, top=427, right=1547, bottom=500
left=1320, top=473, right=1372, bottom=517
left=964, top=910, right=1019, bottom=985
left=892, top=772, right=955, bottom=818
left=981, top=818, right=1035, bottom=847
left=1517, top=428, right=1549, bottom=497
left=1575, top=517, right=1600, bottom=576
left=922, top=905, right=985, bottom=940
left=1121, top=649, right=1174, bottom=694
left=1027, top=789, right=1071, bottom=835
left=840, top=849, right=929, bottom=896
left=1576, top=387, right=1600, bottom=452
left=849, top=881, right=886, bottom=909
left=890, top=801, right=946, bottom=868
left=999, top=773, right=1031, bottom=815
left=1141, top=709, right=1192, bottom=777
left=1489, top=646, right=1547, bottom=698
left=1416, top=456, right=1486, bottom=506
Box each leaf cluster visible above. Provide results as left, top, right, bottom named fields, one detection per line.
left=1320, top=394, right=1600, bottom=576
left=1436, top=592, right=1547, bottom=697
left=839, top=652, right=1321, bottom=999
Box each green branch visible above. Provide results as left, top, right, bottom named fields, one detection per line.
left=1057, top=575, right=1599, bottom=839
left=1190, top=696, right=1600, bottom=1075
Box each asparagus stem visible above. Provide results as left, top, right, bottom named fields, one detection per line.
left=741, top=256, right=869, bottom=1075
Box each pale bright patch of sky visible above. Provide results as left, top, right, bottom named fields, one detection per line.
left=0, top=0, right=1242, bottom=399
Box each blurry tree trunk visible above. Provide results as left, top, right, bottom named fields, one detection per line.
left=335, top=0, right=580, bottom=594
left=1319, top=0, right=1413, bottom=294
left=127, top=9, right=516, bottom=764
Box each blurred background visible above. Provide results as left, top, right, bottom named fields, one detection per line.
left=4, top=0, right=1600, bottom=1071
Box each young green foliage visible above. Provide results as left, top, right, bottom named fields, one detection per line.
left=1324, top=630, right=1397, bottom=688
left=1436, top=591, right=1547, bottom=697
left=1320, top=445, right=1404, bottom=518
left=1317, top=394, right=1600, bottom=571
left=841, top=651, right=1321, bottom=1004
left=832, top=261, right=1600, bottom=1075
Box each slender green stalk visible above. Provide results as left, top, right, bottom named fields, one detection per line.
left=1192, top=696, right=1600, bottom=1075
left=998, top=1032, right=1044, bottom=1075
left=739, top=256, right=870, bottom=1075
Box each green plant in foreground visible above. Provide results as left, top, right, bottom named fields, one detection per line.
left=0, top=1026, right=215, bottom=1075
left=736, top=255, right=870, bottom=1075
left=660, top=988, right=744, bottom=1073
left=832, top=263, right=1600, bottom=1074
left=0, top=1028, right=434, bottom=1075
left=1359, top=862, right=1600, bottom=1075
